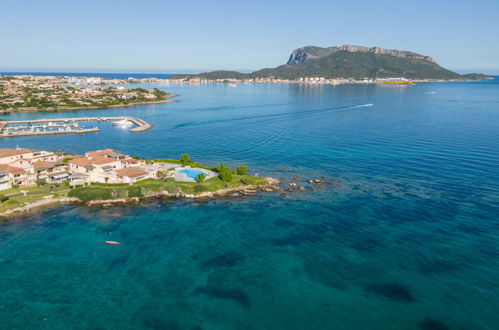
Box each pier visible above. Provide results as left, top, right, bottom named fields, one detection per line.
left=0, top=116, right=152, bottom=138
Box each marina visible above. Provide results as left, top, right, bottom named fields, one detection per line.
left=0, top=116, right=152, bottom=138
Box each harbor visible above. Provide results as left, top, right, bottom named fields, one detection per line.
left=0, top=116, right=152, bottom=138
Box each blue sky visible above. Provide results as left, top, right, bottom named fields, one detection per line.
left=1, top=0, right=498, bottom=73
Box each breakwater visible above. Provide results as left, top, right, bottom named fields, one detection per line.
left=0, top=116, right=152, bottom=138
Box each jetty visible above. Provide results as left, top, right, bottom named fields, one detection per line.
left=0, top=116, right=152, bottom=138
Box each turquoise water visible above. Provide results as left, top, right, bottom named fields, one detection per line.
left=1, top=79, right=498, bottom=329
left=178, top=169, right=207, bottom=179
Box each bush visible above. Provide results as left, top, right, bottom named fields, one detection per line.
left=68, top=187, right=113, bottom=201
left=215, top=163, right=233, bottom=182
left=127, top=186, right=143, bottom=198
left=180, top=153, right=190, bottom=165
left=236, top=165, right=247, bottom=175
left=0, top=194, right=7, bottom=203
left=196, top=173, right=206, bottom=183
left=36, top=178, right=47, bottom=186
left=218, top=167, right=233, bottom=182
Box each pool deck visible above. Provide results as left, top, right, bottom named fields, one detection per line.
left=174, top=167, right=217, bottom=182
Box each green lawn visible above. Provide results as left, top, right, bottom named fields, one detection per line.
left=0, top=173, right=270, bottom=212
left=67, top=175, right=269, bottom=201
left=0, top=195, right=45, bottom=213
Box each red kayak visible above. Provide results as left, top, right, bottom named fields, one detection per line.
left=104, top=241, right=121, bottom=245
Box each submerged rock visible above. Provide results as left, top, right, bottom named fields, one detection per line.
left=364, top=282, right=415, bottom=302
left=418, top=318, right=450, bottom=330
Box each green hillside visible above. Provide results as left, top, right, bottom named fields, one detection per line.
left=170, top=45, right=488, bottom=81
left=251, top=51, right=462, bottom=80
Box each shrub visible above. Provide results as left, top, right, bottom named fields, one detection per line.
left=215, top=163, right=225, bottom=172
left=0, top=194, right=7, bottom=203
left=180, top=153, right=190, bottom=165
left=215, top=163, right=233, bottom=182
left=62, top=157, right=73, bottom=163
left=196, top=173, right=206, bottom=183
left=236, top=165, right=247, bottom=175
left=68, top=187, right=113, bottom=201
left=127, top=186, right=143, bottom=198
left=218, top=167, right=233, bottom=182
left=36, top=178, right=47, bottom=186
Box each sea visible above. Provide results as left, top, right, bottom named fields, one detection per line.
left=0, top=74, right=498, bottom=330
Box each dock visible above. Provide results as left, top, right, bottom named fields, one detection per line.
left=0, top=116, right=152, bottom=138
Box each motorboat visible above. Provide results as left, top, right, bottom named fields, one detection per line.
left=112, top=119, right=133, bottom=127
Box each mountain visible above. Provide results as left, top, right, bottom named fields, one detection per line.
left=286, top=45, right=436, bottom=65
left=171, top=45, right=488, bottom=81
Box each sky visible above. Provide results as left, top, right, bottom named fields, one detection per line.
left=1, top=0, right=498, bottom=74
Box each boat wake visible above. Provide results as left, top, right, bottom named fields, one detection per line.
left=172, top=103, right=374, bottom=129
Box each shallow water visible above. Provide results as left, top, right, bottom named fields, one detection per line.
left=1, top=79, right=498, bottom=329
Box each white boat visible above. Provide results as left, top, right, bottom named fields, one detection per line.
left=112, top=119, right=133, bottom=128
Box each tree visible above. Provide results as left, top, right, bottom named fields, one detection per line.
left=196, top=173, right=206, bottom=183
left=236, top=165, right=247, bottom=175
left=105, top=177, right=109, bottom=183
left=180, top=153, right=190, bottom=165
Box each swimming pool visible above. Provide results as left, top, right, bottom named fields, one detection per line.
left=177, top=168, right=206, bottom=179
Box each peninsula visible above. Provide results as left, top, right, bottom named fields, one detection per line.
left=169, top=45, right=490, bottom=83
left=0, top=75, right=174, bottom=113
left=0, top=148, right=278, bottom=217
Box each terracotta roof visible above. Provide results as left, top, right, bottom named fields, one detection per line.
left=86, top=149, right=116, bottom=158
left=115, top=167, right=148, bottom=178
left=0, top=164, right=26, bottom=174
left=68, top=157, right=91, bottom=167
left=0, top=148, right=33, bottom=158
left=89, top=156, right=119, bottom=165
left=33, top=161, right=55, bottom=169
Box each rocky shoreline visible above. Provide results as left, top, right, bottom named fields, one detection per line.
left=0, top=176, right=344, bottom=219
left=0, top=178, right=281, bottom=218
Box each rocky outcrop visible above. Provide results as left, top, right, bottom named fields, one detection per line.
left=0, top=178, right=282, bottom=218
left=287, top=45, right=436, bottom=65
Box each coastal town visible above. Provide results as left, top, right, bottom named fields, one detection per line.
left=0, top=147, right=275, bottom=217
left=0, top=74, right=174, bottom=112
left=0, top=147, right=216, bottom=189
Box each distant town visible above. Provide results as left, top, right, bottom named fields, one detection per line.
left=0, top=75, right=174, bottom=112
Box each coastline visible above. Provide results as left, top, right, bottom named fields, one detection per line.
left=0, top=98, right=174, bottom=114
left=0, top=178, right=280, bottom=219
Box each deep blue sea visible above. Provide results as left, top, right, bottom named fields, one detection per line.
left=1, top=77, right=498, bottom=330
